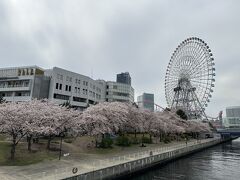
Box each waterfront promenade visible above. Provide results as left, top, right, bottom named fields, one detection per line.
left=0, top=137, right=221, bottom=180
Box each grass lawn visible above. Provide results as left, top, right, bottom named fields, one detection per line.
left=0, top=141, right=58, bottom=166
left=0, top=134, right=6, bottom=141
left=0, top=133, right=188, bottom=166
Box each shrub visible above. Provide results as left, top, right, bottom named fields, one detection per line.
left=131, top=137, right=140, bottom=144
left=64, top=139, right=73, bottom=143
left=163, top=137, right=171, bottom=144
left=52, top=141, right=59, bottom=144
left=99, top=137, right=113, bottom=148
left=141, top=136, right=152, bottom=144
left=116, top=136, right=131, bottom=146
left=176, top=109, right=188, bottom=120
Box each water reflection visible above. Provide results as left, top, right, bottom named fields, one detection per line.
left=129, top=138, right=240, bottom=180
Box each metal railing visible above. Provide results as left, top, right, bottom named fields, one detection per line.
left=23, top=137, right=220, bottom=180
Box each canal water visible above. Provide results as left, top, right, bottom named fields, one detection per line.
left=129, top=138, right=240, bottom=180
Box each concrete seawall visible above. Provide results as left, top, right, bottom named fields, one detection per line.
left=63, top=138, right=229, bottom=180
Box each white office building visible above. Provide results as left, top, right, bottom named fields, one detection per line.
left=0, top=66, right=50, bottom=102
left=45, top=67, right=105, bottom=109
left=0, top=66, right=135, bottom=109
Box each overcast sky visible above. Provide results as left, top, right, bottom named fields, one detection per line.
left=0, top=0, right=240, bottom=117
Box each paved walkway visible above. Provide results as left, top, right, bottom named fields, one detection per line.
left=0, top=138, right=220, bottom=180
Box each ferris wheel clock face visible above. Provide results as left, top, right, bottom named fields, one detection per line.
left=165, top=37, right=215, bottom=119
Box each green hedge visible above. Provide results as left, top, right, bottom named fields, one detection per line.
left=116, top=136, right=131, bottom=146
left=141, top=136, right=152, bottom=144
left=99, top=137, right=113, bottom=148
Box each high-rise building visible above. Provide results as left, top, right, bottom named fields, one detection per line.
left=117, top=72, right=131, bottom=85
left=137, top=93, right=154, bottom=112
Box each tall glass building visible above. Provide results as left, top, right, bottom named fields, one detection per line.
left=137, top=93, right=154, bottom=112
left=116, top=72, right=131, bottom=85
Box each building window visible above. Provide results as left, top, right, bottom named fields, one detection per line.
left=78, top=87, right=80, bottom=93
left=56, top=83, right=59, bottom=89
left=89, top=100, right=94, bottom=104
left=73, top=96, right=87, bottom=103
left=106, top=85, right=109, bottom=89
left=53, top=93, right=70, bottom=100
left=69, top=86, right=71, bottom=92
left=57, top=74, right=63, bottom=80
left=69, top=77, right=72, bottom=82
left=83, top=88, right=88, bottom=95
left=75, top=87, right=77, bottom=93
left=113, top=85, right=117, bottom=89
left=59, top=84, right=62, bottom=90
left=78, top=80, right=81, bottom=84
left=65, top=85, right=68, bottom=91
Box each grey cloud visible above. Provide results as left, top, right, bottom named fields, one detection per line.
left=1, top=0, right=240, bottom=117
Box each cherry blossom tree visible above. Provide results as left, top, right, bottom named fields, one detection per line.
left=0, top=102, right=31, bottom=159
left=0, top=99, right=83, bottom=159
left=81, top=102, right=129, bottom=135
left=36, top=101, right=80, bottom=150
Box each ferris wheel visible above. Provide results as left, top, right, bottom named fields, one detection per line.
left=165, top=37, right=216, bottom=120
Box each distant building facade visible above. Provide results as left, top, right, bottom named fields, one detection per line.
left=223, top=106, right=240, bottom=128
left=0, top=66, right=50, bottom=102
left=105, top=81, right=134, bottom=103
left=0, top=66, right=134, bottom=109
left=117, top=72, right=131, bottom=85
left=137, top=93, right=154, bottom=111
left=45, top=67, right=105, bottom=110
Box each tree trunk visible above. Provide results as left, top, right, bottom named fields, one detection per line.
left=134, top=130, right=137, bottom=138
left=34, top=137, right=39, bottom=143
left=11, top=135, right=17, bottom=160
left=27, top=135, right=33, bottom=152
left=95, top=136, right=98, bottom=148
left=141, top=133, right=145, bottom=147
left=47, top=136, right=52, bottom=150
